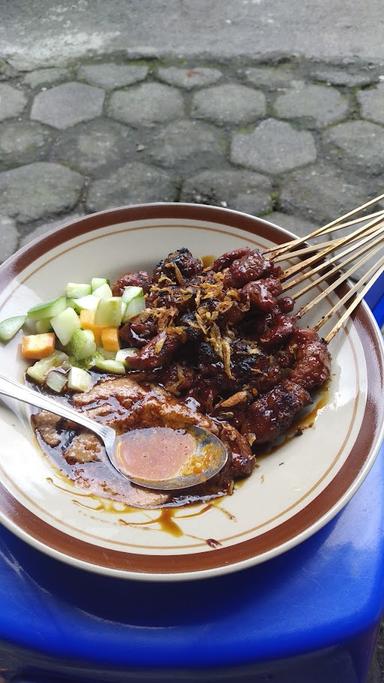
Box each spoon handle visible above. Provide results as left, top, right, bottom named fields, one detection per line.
left=0, top=372, right=113, bottom=447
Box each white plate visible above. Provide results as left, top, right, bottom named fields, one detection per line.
left=0, top=203, right=383, bottom=581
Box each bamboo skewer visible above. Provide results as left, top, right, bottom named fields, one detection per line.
left=280, top=214, right=384, bottom=282
left=296, top=248, right=384, bottom=320
left=320, top=257, right=384, bottom=343
left=282, top=223, right=384, bottom=296
left=264, top=192, right=384, bottom=258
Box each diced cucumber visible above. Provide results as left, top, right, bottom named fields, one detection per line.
left=97, top=347, right=116, bottom=360
left=123, top=295, right=145, bottom=322
left=94, top=357, right=126, bottom=374
left=69, top=329, right=97, bottom=361
left=35, top=318, right=52, bottom=334
left=26, top=351, right=69, bottom=384
left=115, top=348, right=137, bottom=367
left=68, top=366, right=92, bottom=392
left=51, top=307, right=81, bottom=346
left=122, top=286, right=143, bottom=304
left=27, top=295, right=67, bottom=321
left=95, top=297, right=122, bottom=327
left=93, top=283, right=113, bottom=299
left=73, top=294, right=99, bottom=312
left=91, top=277, right=108, bottom=292
left=0, top=315, right=26, bottom=342
left=65, top=282, right=92, bottom=299
left=46, top=369, right=68, bottom=393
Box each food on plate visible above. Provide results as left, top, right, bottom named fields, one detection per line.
left=1, top=247, right=331, bottom=508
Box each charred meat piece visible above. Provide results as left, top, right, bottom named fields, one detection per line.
left=259, top=313, right=297, bottom=350
left=219, top=422, right=255, bottom=478
left=225, top=249, right=274, bottom=288
left=241, top=277, right=282, bottom=312
left=241, top=379, right=311, bottom=444
left=127, top=330, right=186, bottom=371
left=278, top=296, right=294, bottom=313
left=288, top=329, right=331, bottom=391
left=146, top=284, right=194, bottom=313
left=112, top=271, right=152, bottom=296
left=119, top=314, right=158, bottom=348
left=212, top=247, right=253, bottom=272
left=157, top=363, right=197, bottom=396
left=153, top=248, right=203, bottom=284
left=230, top=340, right=284, bottom=393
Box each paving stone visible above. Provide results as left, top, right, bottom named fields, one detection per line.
left=181, top=169, right=272, bottom=214
left=0, top=215, right=18, bottom=262
left=23, top=68, right=70, bottom=88
left=231, top=119, right=316, bottom=175
left=52, top=119, right=138, bottom=175
left=274, top=82, right=349, bottom=127
left=78, top=63, right=148, bottom=89
left=108, top=83, right=184, bottom=127
left=244, top=65, right=296, bottom=89
left=0, top=60, right=18, bottom=81
left=0, top=121, right=51, bottom=165
left=0, top=162, right=84, bottom=224
left=263, top=212, right=318, bottom=237
left=357, top=83, right=384, bottom=125
left=157, top=66, right=222, bottom=90
left=20, top=212, right=84, bottom=248
left=31, top=82, right=105, bottom=130
left=280, top=163, right=370, bottom=224
left=191, top=84, right=266, bottom=125
left=324, top=120, right=384, bottom=175
left=310, top=64, right=378, bottom=87
left=149, top=119, right=225, bottom=172
left=86, top=162, right=177, bottom=212
left=0, top=84, right=27, bottom=121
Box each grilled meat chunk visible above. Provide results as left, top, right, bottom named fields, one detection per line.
left=288, top=329, right=331, bottom=391
left=242, top=379, right=311, bottom=444
left=112, top=270, right=152, bottom=296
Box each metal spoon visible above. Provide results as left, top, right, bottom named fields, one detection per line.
left=0, top=373, right=228, bottom=491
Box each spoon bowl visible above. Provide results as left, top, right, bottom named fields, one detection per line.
left=0, top=373, right=228, bottom=491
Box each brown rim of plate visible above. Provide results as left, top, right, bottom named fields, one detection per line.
left=0, top=203, right=383, bottom=576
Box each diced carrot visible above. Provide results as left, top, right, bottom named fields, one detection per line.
left=101, top=327, right=120, bottom=353
left=21, top=333, right=55, bottom=360
left=80, top=309, right=106, bottom=345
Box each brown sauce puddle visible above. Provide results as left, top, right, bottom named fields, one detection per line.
left=44, top=382, right=329, bottom=543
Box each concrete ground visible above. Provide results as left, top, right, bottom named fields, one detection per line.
left=0, top=1, right=383, bottom=680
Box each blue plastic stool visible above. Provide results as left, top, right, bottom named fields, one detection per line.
left=0, top=279, right=383, bottom=683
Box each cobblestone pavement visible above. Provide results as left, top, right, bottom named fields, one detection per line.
left=0, top=54, right=383, bottom=259
left=0, top=48, right=384, bottom=683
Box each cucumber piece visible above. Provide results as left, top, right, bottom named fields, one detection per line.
left=28, top=295, right=67, bottom=321
left=26, top=351, right=69, bottom=384
left=97, top=347, right=116, bottom=360
left=73, top=294, right=99, bottom=312
left=95, top=297, right=122, bottom=327
left=115, top=348, right=137, bottom=366
left=0, top=315, right=26, bottom=342
left=69, top=329, right=97, bottom=361
left=94, top=357, right=126, bottom=375
left=65, top=282, right=92, bottom=299
left=51, top=307, right=81, bottom=346
left=123, top=295, right=145, bottom=322
left=46, top=369, right=68, bottom=393
left=93, top=283, right=113, bottom=299
left=91, top=277, right=108, bottom=292
left=35, top=318, right=52, bottom=334
left=122, top=286, right=143, bottom=304
left=68, top=366, right=92, bottom=392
